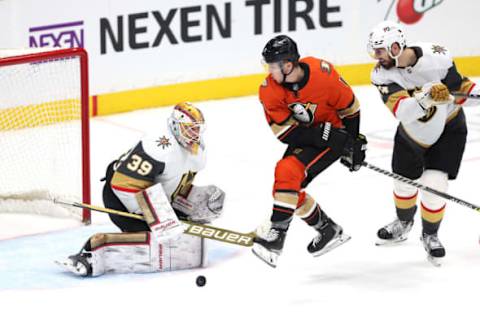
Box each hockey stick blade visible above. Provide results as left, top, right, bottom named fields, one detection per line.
left=53, top=199, right=255, bottom=247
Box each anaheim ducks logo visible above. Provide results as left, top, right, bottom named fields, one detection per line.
left=320, top=61, right=331, bottom=74
left=288, top=102, right=318, bottom=125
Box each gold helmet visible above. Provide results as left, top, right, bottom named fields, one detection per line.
left=168, top=102, right=205, bottom=154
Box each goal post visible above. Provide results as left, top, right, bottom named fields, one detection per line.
left=0, top=48, right=91, bottom=224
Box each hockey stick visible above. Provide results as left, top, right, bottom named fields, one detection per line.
left=54, top=199, right=255, bottom=247
left=362, top=162, right=480, bottom=212
left=451, top=92, right=480, bottom=99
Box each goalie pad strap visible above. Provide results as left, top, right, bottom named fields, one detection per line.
left=89, top=232, right=150, bottom=250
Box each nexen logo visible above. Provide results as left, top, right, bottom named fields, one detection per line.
left=29, top=21, right=84, bottom=48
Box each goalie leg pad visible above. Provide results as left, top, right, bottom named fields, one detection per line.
left=62, top=232, right=206, bottom=276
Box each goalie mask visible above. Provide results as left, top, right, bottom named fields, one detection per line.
left=168, top=102, right=205, bottom=154
left=367, top=20, right=406, bottom=67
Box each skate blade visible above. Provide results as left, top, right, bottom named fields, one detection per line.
left=427, top=255, right=442, bottom=267
left=251, top=244, right=279, bottom=268
left=375, top=236, right=408, bottom=246
left=54, top=259, right=87, bottom=275
left=311, top=234, right=351, bottom=258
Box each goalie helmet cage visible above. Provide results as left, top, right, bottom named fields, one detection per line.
left=0, top=48, right=91, bottom=224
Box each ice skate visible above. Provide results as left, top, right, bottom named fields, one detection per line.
left=376, top=219, right=413, bottom=246
left=252, top=225, right=287, bottom=268
left=307, top=219, right=351, bottom=257
left=420, top=232, right=445, bottom=267
left=55, top=252, right=93, bottom=276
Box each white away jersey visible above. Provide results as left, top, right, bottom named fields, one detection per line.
left=371, top=42, right=475, bottom=146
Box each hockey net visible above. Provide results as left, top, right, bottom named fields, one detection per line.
left=0, top=48, right=91, bottom=223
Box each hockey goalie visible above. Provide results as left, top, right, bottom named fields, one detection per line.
left=57, top=102, right=226, bottom=276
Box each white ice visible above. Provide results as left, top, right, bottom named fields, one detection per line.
left=1, top=83, right=480, bottom=316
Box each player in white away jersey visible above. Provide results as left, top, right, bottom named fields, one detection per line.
left=367, top=21, right=479, bottom=265
left=57, top=102, right=226, bottom=276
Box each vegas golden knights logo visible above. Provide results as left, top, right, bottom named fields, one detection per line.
left=418, top=106, right=437, bottom=122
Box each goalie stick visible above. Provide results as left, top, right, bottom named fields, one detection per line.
left=54, top=199, right=255, bottom=247
left=362, top=162, right=480, bottom=212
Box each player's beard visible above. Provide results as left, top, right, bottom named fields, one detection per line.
left=379, top=57, right=395, bottom=69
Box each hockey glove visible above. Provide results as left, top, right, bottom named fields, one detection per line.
left=414, top=83, right=454, bottom=111
left=314, top=122, right=350, bottom=152
left=340, top=134, right=367, bottom=172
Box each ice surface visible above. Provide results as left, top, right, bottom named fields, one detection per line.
left=1, top=84, right=479, bottom=315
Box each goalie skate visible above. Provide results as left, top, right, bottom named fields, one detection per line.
left=375, top=219, right=413, bottom=246
left=55, top=253, right=92, bottom=276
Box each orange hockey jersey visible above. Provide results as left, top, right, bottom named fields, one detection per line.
left=259, top=57, right=359, bottom=143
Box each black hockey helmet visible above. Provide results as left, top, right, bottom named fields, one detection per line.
left=262, top=35, right=300, bottom=64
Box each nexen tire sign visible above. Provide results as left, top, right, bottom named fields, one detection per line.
left=98, top=1, right=342, bottom=55
left=1, top=0, right=476, bottom=96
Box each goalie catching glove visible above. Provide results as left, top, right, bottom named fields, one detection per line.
left=172, top=185, right=225, bottom=223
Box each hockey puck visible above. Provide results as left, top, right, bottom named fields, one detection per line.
left=196, top=275, right=206, bottom=287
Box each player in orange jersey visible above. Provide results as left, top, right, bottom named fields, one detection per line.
left=252, top=35, right=367, bottom=267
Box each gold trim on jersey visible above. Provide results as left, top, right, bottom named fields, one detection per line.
left=337, top=96, right=360, bottom=119
left=89, top=232, right=149, bottom=249
left=446, top=106, right=461, bottom=123
left=400, top=126, right=431, bottom=148
left=421, top=204, right=445, bottom=223
left=111, top=171, right=153, bottom=192
left=399, top=107, right=461, bottom=148
left=385, top=90, right=410, bottom=114
left=270, top=117, right=298, bottom=138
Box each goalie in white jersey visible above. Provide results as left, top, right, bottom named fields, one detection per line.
left=367, top=21, right=478, bottom=263
left=58, top=102, right=226, bottom=276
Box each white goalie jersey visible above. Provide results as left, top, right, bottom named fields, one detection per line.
left=371, top=42, right=478, bottom=146
left=110, top=126, right=206, bottom=214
